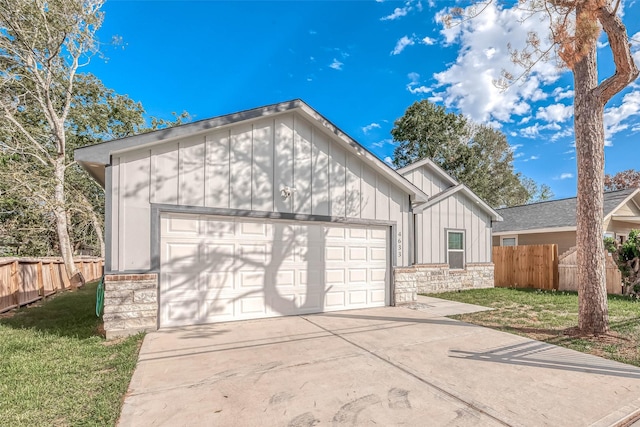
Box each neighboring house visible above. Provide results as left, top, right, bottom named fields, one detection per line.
left=75, top=99, right=501, bottom=337
left=493, top=188, right=640, bottom=254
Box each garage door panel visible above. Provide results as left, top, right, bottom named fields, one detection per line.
left=325, top=227, right=345, bottom=238
left=370, top=268, right=386, bottom=282
left=348, top=269, right=367, bottom=283
left=326, top=246, right=345, bottom=261
left=202, top=272, right=233, bottom=290
left=325, top=291, right=345, bottom=308
left=160, top=214, right=389, bottom=327
left=370, top=229, right=387, bottom=240
left=166, top=243, right=200, bottom=268
left=348, top=247, right=367, bottom=262
left=240, top=221, right=270, bottom=237
left=166, top=215, right=199, bottom=235
left=274, top=270, right=295, bottom=287
left=203, top=244, right=234, bottom=268
left=240, top=296, right=266, bottom=315
left=325, top=269, right=345, bottom=284
left=349, top=228, right=367, bottom=239
left=239, top=271, right=265, bottom=288
left=204, top=218, right=235, bottom=237
left=370, top=247, right=387, bottom=261
left=348, top=290, right=367, bottom=305
left=162, top=272, right=199, bottom=294
left=238, top=244, right=268, bottom=263
left=370, top=289, right=386, bottom=303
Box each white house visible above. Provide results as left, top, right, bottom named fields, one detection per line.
left=75, top=100, right=501, bottom=337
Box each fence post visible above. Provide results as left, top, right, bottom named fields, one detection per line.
left=10, top=261, right=20, bottom=307
left=37, top=261, right=44, bottom=296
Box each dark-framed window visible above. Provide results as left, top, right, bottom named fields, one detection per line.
left=447, top=230, right=465, bottom=269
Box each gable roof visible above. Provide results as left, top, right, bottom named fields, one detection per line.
left=396, top=157, right=502, bottom=221
left=74, top=99, right=428, bottom=203
left=493, top=188, right=640, bottom=234
left=396, top=157, right=458, bottom=187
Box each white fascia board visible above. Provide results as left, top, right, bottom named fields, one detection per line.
left=604, top=189, right=640, bottom=222
left=414, top=183, right=503, bottom=221
left=492, top=226, right=576, bottom=236
left=610, top=215, right=640, bottom=224
left=396, top=158, right=458, bottom=186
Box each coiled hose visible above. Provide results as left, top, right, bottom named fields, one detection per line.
left=96, top=275, right=105, bottom=317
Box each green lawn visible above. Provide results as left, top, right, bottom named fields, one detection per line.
left=0, top=281, right=144, bottom=426
left=424, top=288, right=640, bottom=367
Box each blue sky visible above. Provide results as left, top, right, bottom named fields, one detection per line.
left=87, top=0, right=640, bottom=199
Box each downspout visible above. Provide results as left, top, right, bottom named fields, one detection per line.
left=408, top=195, right=415, bottom=265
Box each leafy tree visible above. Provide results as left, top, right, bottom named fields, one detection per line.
left=392, top=100, right=468, bottom=168
left=604, top=169, right=640, bottom=191
left=391, top=100, right=551, bottom=207
left=605, top=230, right=640, bottom=296
left=0, top=0, right=106, bottom=282
left=444, top=0, right=638, bottom=334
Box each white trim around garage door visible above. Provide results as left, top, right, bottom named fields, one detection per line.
left=151, top=205, right=396, bottom=328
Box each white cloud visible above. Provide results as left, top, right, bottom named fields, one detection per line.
left=550, top=127, right=574, bottom=142
left=372, top=138, right=393, bottom=148
left=329, top=58, right=343, bottom=70
left=392, top=35, right=415, bottom=55
left=520, top=122, right=564, bottom=138
left=604, top=90, right=640, bottom=141
left=522, top=155, right=539, bottom=162
left=362, top=123, right=381, bottom=134
left=555, top=173, right=574, bottom=180
left=384, top=156, right=394, bottom=166
left=536, top=103, right=574, bottom=123
left=406, top=72, right=431, bottom=94
left=433, top=3, right=561, bottom=124
left=381, top=6, right=410, bottom=21
left=421, top=36, right=436, bottom=45
left=552, top=86, right=574, bottom=101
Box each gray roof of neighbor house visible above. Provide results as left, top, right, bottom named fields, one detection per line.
left=493, top=188, right=640, bottom=233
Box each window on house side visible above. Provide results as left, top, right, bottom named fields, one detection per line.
left=447, top=231, right=465, bottom=269
left=501, top=237, right=517, bottom=246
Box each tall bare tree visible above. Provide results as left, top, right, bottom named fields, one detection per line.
left=446, top=0, right=638, bottom=334
left=0, top=0, right=105, bottom=283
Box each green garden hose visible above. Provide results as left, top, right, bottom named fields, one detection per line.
left=96, top=275, right=105, bottom=317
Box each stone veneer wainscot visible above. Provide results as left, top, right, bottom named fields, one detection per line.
left=394, top=263, right=494, bottom=301
left=103, top=274, right=158, bottom=339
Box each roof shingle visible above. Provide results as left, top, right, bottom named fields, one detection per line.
left=493, top=188, right=639, bottom=233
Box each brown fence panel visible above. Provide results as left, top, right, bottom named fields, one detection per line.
left=558, top=248, right=623, bottom=294
left=493, top=244, right=559, bottom=290
left=0, top=262, right=18, bottom=313
left=0, top=257, right=104, bottom=312
left=19, top=263, right=41, bottom=305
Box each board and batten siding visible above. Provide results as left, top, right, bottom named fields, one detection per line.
left=415, top=190, right=492, bottom=264
left=109, top=112, right=411, bottom=272
left=402, top=166, right=450, bottom=197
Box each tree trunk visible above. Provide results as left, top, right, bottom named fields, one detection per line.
left=54, top=155, right=82, bottom=286
left=90, top=208, right=105, bottom=258
left=574, top=35, right=609, bottom=334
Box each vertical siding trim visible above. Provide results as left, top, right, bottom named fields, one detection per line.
left=250, top=124, right=255, bottom=210
left=227, top=129, right=231, bottom=209
left=309, top=125, right=317, bottom=214
left=272, top=118, right=276, bottom=211
left=328, top=140, right=333, bottom=216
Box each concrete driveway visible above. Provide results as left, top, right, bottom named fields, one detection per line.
left=118, top=298, right=640, bottom=426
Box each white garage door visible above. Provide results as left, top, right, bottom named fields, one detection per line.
left=159, top=213, right=389, bottom=327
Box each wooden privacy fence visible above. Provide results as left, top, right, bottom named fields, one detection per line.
left=558, top=248, right=623, bottom=294
left=0, top=257, right=104, bottom=313
left=493, top=244, right=559, bottom=290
